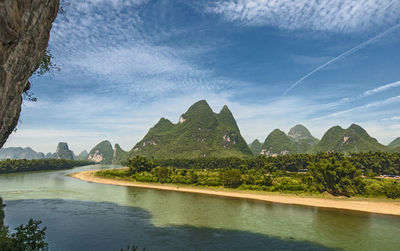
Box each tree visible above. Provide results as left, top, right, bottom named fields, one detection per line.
left=154, top=166, right=169, bottom=182
left=221, top=169, right=242, bottom=188
left=128, top=156, right=156, bottom=175
left=10, top=219, right=48, bottom=251
left=0, top=197, right=48, bottom=251
left=384, top=181, right=400, bottom=199
left=308, top=158, right=361, bottom=196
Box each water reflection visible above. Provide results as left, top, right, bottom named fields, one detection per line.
left=4, top=199, right=335, bottom=251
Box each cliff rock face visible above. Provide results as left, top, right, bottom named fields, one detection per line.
left=88, top=140, right=114, bottom=164
left=55, top=142, right=74, bottom=160
left=0, top=0, right=59, bottom=148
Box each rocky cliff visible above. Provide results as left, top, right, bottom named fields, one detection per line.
left=55, top=142, right=74, bottom=160
left=0, top=0, right=59, bottom=148
left=88, top=140, right=114, bottom=164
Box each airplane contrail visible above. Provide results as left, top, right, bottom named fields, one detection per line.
left=283, top=23, right=400, bottom=95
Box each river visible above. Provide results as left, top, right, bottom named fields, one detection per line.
left=0, top=164, right=399, bottom=250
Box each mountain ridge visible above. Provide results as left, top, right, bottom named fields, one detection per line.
left=128, top=100, right=253, bottom=159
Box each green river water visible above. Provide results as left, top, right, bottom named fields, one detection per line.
left=0, top=164, right=399, bottom=250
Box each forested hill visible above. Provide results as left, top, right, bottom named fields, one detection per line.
left=256, top=124, right=397, bottom=156
left=128, top=100, right=252, bottom=159
left=258, top=124, right=319, bottom=156
left=389, top=138, right=400, bottom=149
left=312, top=124, right=388, bottom=153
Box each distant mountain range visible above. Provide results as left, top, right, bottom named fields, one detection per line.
left=1, top=100, right=399, bottom=161
left=0, top=147, right=46, bottom=160
left=0, top=142, right=82, bottom=161
left=250, top=123, right=396, bottom=156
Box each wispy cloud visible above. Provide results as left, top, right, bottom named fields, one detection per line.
left=326, top=80, right=400, bottom=108
left=208, top=0, right=400, bottom=33
left=360, top=81, right=400, bottom=98
left=313, top=95, right=400, bottom=121
left=49, top=0, right=237, bottom=100
left=284, top=24, right=400, bottom=94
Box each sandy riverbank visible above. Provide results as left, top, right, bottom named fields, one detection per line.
left=70, top=170, right=400, bottom=216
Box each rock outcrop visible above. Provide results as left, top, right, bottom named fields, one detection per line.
left=55, top=142, right=74, bottom=160
left=88, top=140, right=114, bottom=164
left=0, top=0, right=59, bottom=148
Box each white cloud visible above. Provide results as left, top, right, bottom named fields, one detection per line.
left=313, top=95, right=400, bottom=121
left=208, top=0, right=400, bottom=33
left=326, top=80, right=400, bottom=108
left=360, top=81, right=400, bottom=98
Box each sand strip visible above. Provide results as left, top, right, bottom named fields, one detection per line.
left=70, top=170, right=400, bottom=216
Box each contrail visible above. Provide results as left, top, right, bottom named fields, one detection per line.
left=284, top=23, right=400, bottom=95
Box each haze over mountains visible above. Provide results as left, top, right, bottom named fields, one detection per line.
left=1, top=100, right=399, bottom=162
left=0, top=142, right=81, bottom=160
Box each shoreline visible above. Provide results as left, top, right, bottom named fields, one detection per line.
left=70, top=170, right=400, bottom=216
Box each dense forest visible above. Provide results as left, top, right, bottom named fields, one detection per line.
left=0, top=159, right=93, bottom=174
left=99, top=152, right=400, bottom=199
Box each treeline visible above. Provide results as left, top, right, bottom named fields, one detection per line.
left=98, top=153, right=400, bottom=198
left=0, top=159, right=93, bottom=174
left=155, top=152, right=400, bottom=176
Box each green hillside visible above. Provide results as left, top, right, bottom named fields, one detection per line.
left=128, top=100, right=253, bottom=159
left=113, top=144, right=128, bottom=164
left=388, top=137, right=400, bottom=148
left=261, top=129, right=295, bottom=156
left=288, top=124, right=319, bottom=153
left=312, top=124, right=388, bottom=153
left=249, top=139, right=262, bottom=155
left=88, top=140, right=114, bottom=164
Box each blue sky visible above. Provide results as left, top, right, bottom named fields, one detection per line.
left=4, top=0, right=400, bottom=154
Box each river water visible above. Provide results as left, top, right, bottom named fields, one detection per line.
left=0, top=164, right=399, bottom=250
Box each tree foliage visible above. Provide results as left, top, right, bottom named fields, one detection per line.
left=307, top=158, right=361, bottom=196
left=128, top=156, right=157, bottom=175
left=0, top=159, right=93, bottom=174
left=100, top=152, right=400, bottom=198
left=221, top=169, right=242, bottom=188
left=0, top=198, right=48, bottom=251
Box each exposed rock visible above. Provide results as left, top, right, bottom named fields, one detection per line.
left=0, top=0, right=59, bottom=148
left=55, top=142, right=74, bottom=160
left=88, top=150, right=103, bottom=163
left=88, top=140, right=114, bottom=164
